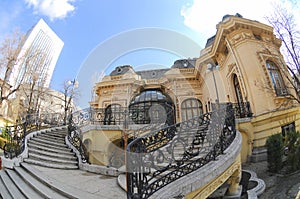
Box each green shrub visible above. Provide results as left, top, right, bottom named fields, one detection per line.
left=266, top=133, right=284, bottom=173
left=286, top=130, right=300, bottom=173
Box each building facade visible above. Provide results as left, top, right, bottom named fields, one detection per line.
left=8, top=18, right=63, bottom=88
left=88, top=14, right=300, bottom=165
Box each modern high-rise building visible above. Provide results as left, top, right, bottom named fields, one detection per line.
left=9, top=18, right=63, bottom=88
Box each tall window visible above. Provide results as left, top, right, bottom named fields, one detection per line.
left=266, top=61, right=287, bottom=96
left=282, top=122, right=295, bottom=144
left=233, top=74, right=243, bottom=104
left=181, top=99, right=203, bottom=121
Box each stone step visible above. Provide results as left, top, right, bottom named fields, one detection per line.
left=44, top=132, right=67, bottom=139
left=28, top=142, right=73, bottom=155
left=36, top=133, right=66, bottom=143
left=28, top=140, right=70, bottom=151
left=30, top=137, right=67, bottom=148
left=14, top=166, right=67, bottom=199
left=21, top=162, right=97, bottom=199
left=0, top=171, right=14, bottom=199
left=28, top=153, right=78, bottom=165
left=45, top=130, right=68, bottom=137
left=5, top=168, right=43, bottom=199
left=0, top=169, right=26, bottom=199
left=24, top=159, right=78, bottom=170
left=28, top=148, right=77, bottom=161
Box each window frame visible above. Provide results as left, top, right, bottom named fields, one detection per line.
left=266, top=61, right=287, bottom=96
left=181, top=98, right=203, bottom=121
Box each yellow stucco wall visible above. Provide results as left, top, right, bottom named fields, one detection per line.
left=237, top=106, right=300, bottom=162
left=82, top=129, right=122, bottom=165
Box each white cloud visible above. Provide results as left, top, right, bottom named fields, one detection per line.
left=25, top=0, right=76, bottom=21
left=181, top=0, right=300, bottom=38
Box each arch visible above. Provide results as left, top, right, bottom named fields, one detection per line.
left=129, top=90, right=175, bottom=125
left=83, top=138, right=92, bottom=152
left=266, top=60, right=287, bottom=96
left=181, top=98, right=203, bottom=121
left=104, top=104, right=122, bottom=125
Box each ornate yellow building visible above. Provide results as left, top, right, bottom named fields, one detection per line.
left=89, top=14, right=299, bottom=164
left=82, top=14, right=300, bottom=198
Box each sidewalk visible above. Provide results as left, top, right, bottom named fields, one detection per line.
left=243, top=161, right=300, bottom=199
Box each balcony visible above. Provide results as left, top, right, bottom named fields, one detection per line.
left=232, top=102, right=253, bottom=118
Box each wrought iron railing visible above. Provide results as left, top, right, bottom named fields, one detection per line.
left=67, top=113, right=88, bottom=163
left=126, top=103, right=236, bottom=198
left=67, top=106, right=173, bottom=164
left=70, top=106, right=174, bottom=127
left=232, top=102, right=253, bottom=118
left=3, top=113, right=64, bottom=159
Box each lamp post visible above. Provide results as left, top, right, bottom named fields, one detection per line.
left=64, top=79, right=79, bottom=124
left=207, top=63, right=220, bottom=105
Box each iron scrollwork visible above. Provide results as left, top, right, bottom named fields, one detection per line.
left=126, top=103, right=236, bottom=198
left=232, top=101, right=253, bottom=118
left=67, top=113, right=88, bottom=163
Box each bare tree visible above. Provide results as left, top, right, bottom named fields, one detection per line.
left=0, top=30, right=43, bottom=106
left=62, top=79, right=79, bottom=124
left=266, top=3, right=300, bottom=103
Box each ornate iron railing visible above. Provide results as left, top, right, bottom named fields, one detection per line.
left=67, top=113, right=88, bottom=163
left=126, top=103, right=236, bottom=198
left=3, top=113, right=64, bottom=159
left=70, top=106, right=174, bottom=127
left=232, top=102, right=253, bottom=118
left=68, top=106, right=174, bottom=165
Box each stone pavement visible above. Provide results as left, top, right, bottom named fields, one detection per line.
left=32, top=165, right=126, bottom=199
left=243, top=161, right=300, bottom=199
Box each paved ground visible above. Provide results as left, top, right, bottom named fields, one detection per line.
left=243, top=161, right=300, bottom=199
left=33, top=165, right=126, bottom=199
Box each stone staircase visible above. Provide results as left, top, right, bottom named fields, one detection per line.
left=0, top=127, right=97, bottom=199
left=25, top=128, right=78, bottom=169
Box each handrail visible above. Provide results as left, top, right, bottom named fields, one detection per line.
left=67, top=113, right=88, bottom=163
left=2, top=113, right=65, bottom=159
left=126, top=103, right=236, bottom=198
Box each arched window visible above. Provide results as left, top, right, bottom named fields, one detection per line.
left=104, top=104, right=122, bottom=125
left=266, top=61, right=287, bottom=96
left=181, top=99, right=203, bottom=121
left=233, top=74, right=243, bottom=104
left=129, top=90, right=175, bottom=125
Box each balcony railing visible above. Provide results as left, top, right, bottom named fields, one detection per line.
left=232, top=102, right=252, bottom=118
left=126, top=103, right=236, bottom=198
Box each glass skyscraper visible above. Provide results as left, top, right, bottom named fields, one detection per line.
left=9, top=18, right=63, bottom=88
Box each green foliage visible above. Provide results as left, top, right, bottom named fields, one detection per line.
left=0, top=125, right=10, bottom=144
left=286, top=131, right=300, bottom=173
left=266, top=133, right=284, bottom=173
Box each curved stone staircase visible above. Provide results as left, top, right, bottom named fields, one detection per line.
left=25, top=128, right=78, bottom=169
left=0, top=127, right=98, bottom=199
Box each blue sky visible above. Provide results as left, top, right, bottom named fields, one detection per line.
left=0, top=0, right=299, bottom=107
